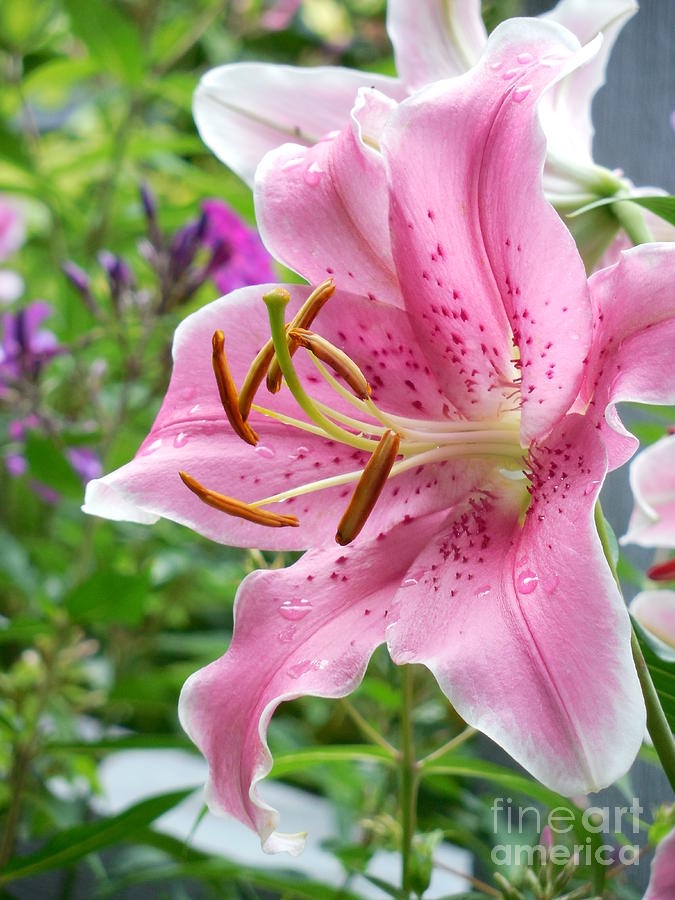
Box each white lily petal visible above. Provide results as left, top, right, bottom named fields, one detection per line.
left=386, top=0, right=487, bottom=89
left=194, top=62, right=404, bottom=187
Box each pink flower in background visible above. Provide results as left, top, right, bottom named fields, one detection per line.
left=645, top=827, right=675, bottom=900
left=621, top=433, right=675, bottom=648
left=630, top=592, right=675, bottom=649
left=82, top=19, right=675, bottom=851
left=0, top=195, right=26, bottom=304
left=201, top=199, right=275, bottom=294
left=622, top=434, right=675, bottom=548
left=261, top=0, right=301, bottom=32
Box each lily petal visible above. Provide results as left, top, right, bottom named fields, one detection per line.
left=382, top=19, right=594, bottom=439
left=178, top=511, right=445, bottom=852
left=83, top=283, right=470, bottom=549
left=193, top=62, right=404, bottom=187
left=387, top=415, right=645, bottom=795
left=630, top=591, right=675, bottom=649
left=541, top=0, right=638, bottom=165
left=386, top=0, right=486, bottom=90
left=255, top=88, right=403, bottom=308
left=582, top=244, right=675, bottom=471
left=622, top=435, right=675, bottom=548
left=644, top=826, right=675, bottom=900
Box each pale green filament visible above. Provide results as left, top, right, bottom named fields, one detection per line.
left=263, top=289, right=378, bottom=453
left=256, top=287, right=524, bottom=513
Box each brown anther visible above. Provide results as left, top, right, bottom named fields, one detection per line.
left=336, top=430, right=400, bottom=546
left=266, top=278, right=335, bottom=393
left=647, top=558, right=675, bottom=582
left=290, top=327, right=371, bottom=400
left=179, top=471, right=299, bottom=528
left=212, top=329, right=258, bottom=445
left=238, top=325, right=294, bottom=420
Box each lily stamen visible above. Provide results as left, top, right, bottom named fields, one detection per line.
left=336, top=429, right=401, bottom=545
left=212, top=330, right=258, bottom=446
left=290, top=327, right=371, bottom=400
left=179, top=471, right=299, bottom=528
left=266, top=278, right=335, bottom=393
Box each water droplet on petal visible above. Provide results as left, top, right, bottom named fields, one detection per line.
left=173, top=431, right=189, bottom=448
left=278, top=625, right=296, bottom=643
left=502, top=67, right=520, bottom=80
left=255, top=445, right=276, bottom=459
left=517, top=569, right=539, bottom=594
left=402, top=578, right=418, bottom=588
left=287, top=659, right=313, bottom=679
left=569, top=332, right=580, bottom=341
left=475, top=585, right=491, bottom=598
left=304, top=161, right=324, bottom=186
left=517, top=52, right=533, bottom=64
left=140, top=438, right=162, bottom=456
left=490, top=61, right=504, bottom=70
left=583, top=479, right=601, bottom=497
left=512, top=85, right=532, bottom=103
left=279, top=598, right=312, bottom=621
left=189, top=403, right=201, bottom=415
left=181, top=387, right=196, bottom=401
left=281, top=156, right=305, bottom=171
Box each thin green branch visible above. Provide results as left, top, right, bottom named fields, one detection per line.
left=594, top=502, right=675, bottom=790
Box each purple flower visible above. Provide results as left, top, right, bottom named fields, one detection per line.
left=67, top=447, right=102, bottom=483
left=0, top=301, right=61, bottom=385
left=200, top=199, right=274, bottom=294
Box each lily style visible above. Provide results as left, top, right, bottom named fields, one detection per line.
left=192, top=0, right=657, bottom=262
left=83, top=20, right=675, bottom=853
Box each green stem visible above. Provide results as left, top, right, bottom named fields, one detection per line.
left=594, top=502, right=675, bottom=790
left=340, top=699, right=397, bottom=756
left=630, top=630, right=675, bottom=791
left=612, top=200, right=653, bottom=246
left=419, top=726, right=477, bottom=768
left=399, top=665, right=418, bottom=896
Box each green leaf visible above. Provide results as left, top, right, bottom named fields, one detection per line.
left=0, top=529, right=39, bottom=595
left=94, top=857, right=364, bottom=900
left=63, top=0, right=144, bottom=86
left=269, top=745, right=395, bottom=778
left=632, top=616, right=675, bottom=731
left=24, top=432, right=83, bottom=499
left=63, top=570, right=151, bottom=626
left=421, top=756, right=606, bottom=893
left=46, top=733, right=195, bottom=754
left=0, top=617, right=52, bottom=645
left=569, top=194, right=675, bottom=227
left=0, top=789, right=195, bottom=885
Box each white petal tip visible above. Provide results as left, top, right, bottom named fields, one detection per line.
left=262, top=830, right=307, bottom=856
left=82, top=478, right=159, bottom=525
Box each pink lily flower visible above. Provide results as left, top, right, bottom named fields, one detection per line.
left=0, top=195, right=26, bottom=305
left=83, top=20, right=675, bottom=853
left=645, top=827, right=675, bottom=900
left=193, top=0, right=636, bottom=199
left=622, top=434, right=675, bottom=548
left=630, top=592, right=675, bottom=649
